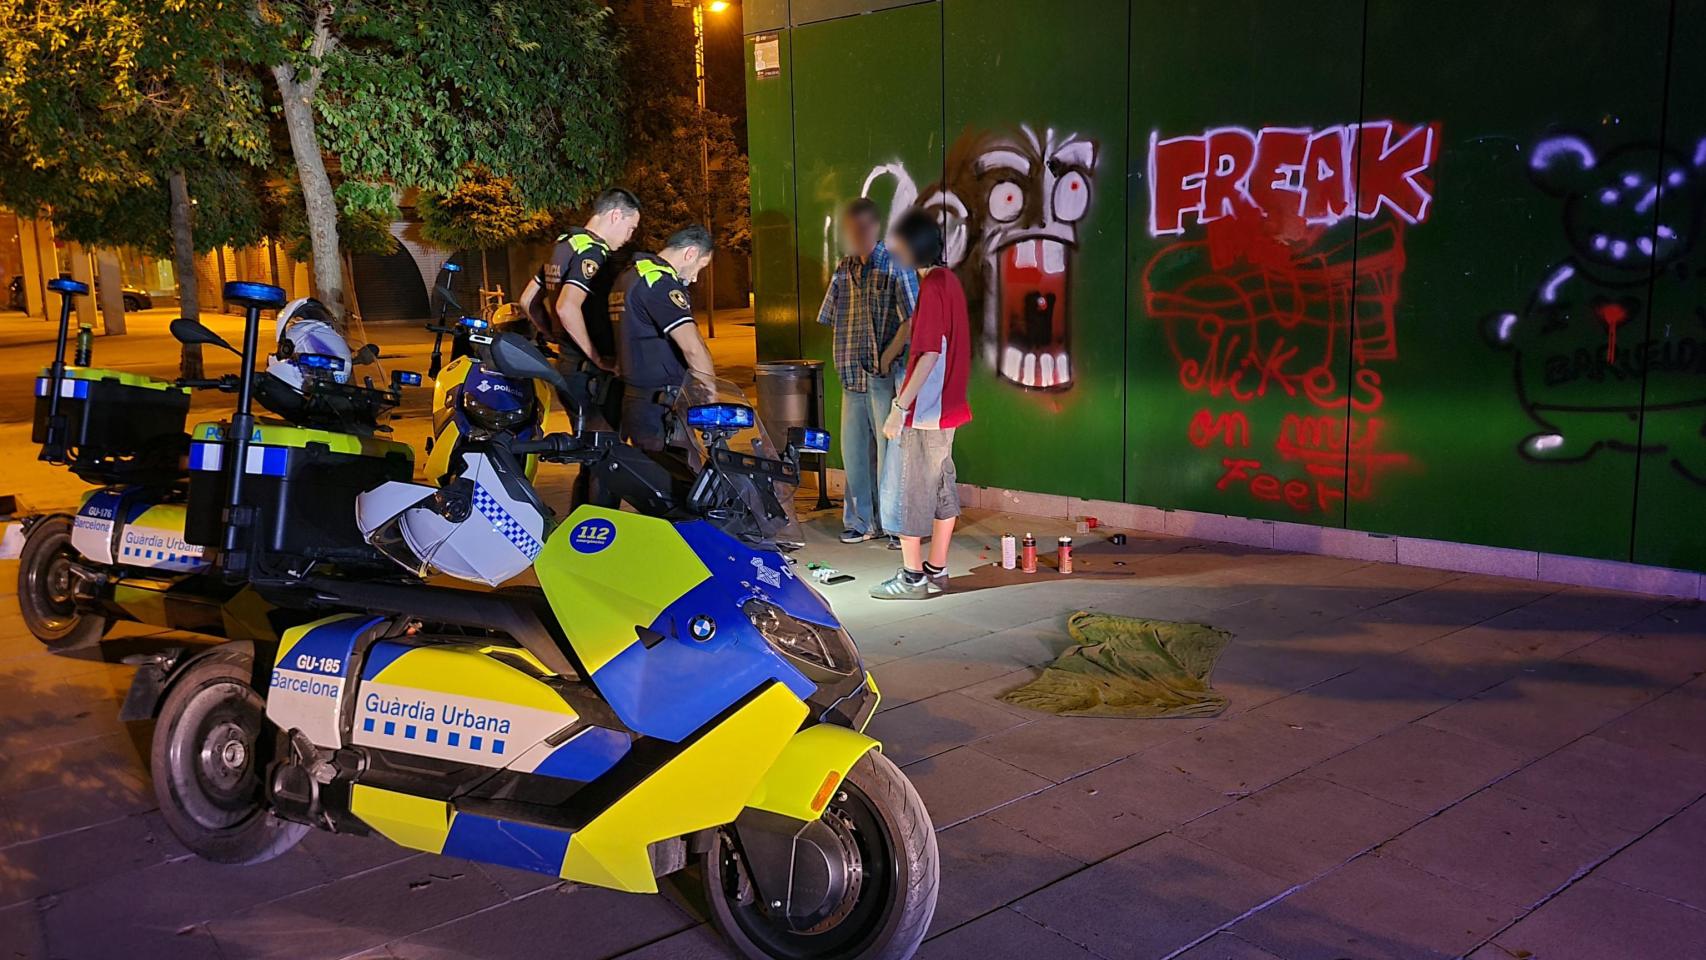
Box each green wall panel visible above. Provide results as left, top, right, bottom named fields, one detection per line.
left=938, top=0, right=1129, bottom=501
left=1632, top=0, right=1706, bottom=571
left=793, top=0, right=933, bottom=26
left=751, top=0, right=1706, bottom=572
left=744, top=0, right=788, bottom=34
left=747, top=30, right=803, bottom=362
left=1125, top=0, right=1364, bottom=524
left=1346, top=0, right=1670, bottom=563
left=791, top=3, right=944, bottom=466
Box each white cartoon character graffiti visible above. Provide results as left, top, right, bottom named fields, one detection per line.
left=863, top=125, right=1098, bottom=391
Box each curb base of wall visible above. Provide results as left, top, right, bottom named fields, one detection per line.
left=818, top=469, right=1703, bottom=601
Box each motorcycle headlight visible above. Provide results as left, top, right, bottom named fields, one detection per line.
left=742, top=598, right=857, bottom=676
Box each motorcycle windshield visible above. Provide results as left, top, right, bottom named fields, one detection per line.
left=673, top=372, right=805, bottom=550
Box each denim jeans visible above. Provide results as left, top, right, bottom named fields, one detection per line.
left=839, top=365, right=899, bottom=535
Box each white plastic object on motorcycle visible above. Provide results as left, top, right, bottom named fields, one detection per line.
left=355, top=451, right=545, bottom=587
left=267, top=298, right=353, bottom=389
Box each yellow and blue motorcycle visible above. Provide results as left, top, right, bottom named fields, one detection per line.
left=133, top=333, right=940, bottom=959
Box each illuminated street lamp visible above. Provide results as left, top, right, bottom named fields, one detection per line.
left=674, top=0, right=728, bottom=337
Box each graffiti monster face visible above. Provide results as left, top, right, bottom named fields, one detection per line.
left=921, top=127, right=1098, bottom=390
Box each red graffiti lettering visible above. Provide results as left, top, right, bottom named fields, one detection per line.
left=1144, top=120, right=1437, bottom=516
left=1149, top=121, right=1440, bottom=235
left=1189, top=409, right=1251, bottom=448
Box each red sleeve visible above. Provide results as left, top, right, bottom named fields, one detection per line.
left=910, top=276, right=946, bottom=353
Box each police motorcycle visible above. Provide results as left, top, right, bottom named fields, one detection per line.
left=16, top=279, right=418, bottom=651
left=422, top=261, right=557, bottom=483
left=132, top=327, right=939, bottom=960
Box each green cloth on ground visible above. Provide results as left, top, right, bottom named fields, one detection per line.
left=1000, top=611, right=1232, bottom=718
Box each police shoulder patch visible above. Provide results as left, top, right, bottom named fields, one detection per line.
left=581, top=258, right=599, bottom=279
left=669, top=289, right=690, bottom=311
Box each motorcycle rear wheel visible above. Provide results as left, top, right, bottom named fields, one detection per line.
left=18, top=515, right=110, bottom=651
left=150, top=647, right=308, bottom=865
left=703, top=751, right=938, bottom=960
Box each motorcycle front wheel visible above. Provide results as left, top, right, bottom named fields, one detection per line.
left=703, top=751, right=939, bottom=960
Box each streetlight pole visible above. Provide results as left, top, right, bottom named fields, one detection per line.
left=692, top=0, right=716, bottom=339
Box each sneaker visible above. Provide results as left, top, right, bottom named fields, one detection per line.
left=840, top=529, right=876, bottom=544
left=869, top=570, right=932, bottom=600
left=886, top=535, right=902, bottom=550
left=924, top=568, right=946, bottom=595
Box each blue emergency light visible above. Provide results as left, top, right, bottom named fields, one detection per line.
left=687, top=403, right=756, bottom=430
left=443, top=262, right=462, bottom=273
left=457, top=316, right=491, bottom=330
left=394, top=370, right=423, bottom=387
left=798, top=428, right=831, bottom=453
left=294, top=353, right=346, bottom=373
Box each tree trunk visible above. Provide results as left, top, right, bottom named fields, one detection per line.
left=168, top=169, right=204, bottom=378
left=271, top=63, right=345, bottom=324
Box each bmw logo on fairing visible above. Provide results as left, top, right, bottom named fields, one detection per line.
left=569, top=518, right=617, bottom=554
left=688, top=615, right=716, bottom=642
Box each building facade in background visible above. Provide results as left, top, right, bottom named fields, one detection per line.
left=744, top=0, right=1706, bottom=575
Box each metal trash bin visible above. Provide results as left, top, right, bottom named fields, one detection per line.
left=755, top=359, right=830, bottom=509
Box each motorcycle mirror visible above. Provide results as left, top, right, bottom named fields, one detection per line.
left=354, top=343, right=380, bottom=365
left=489, top=332, right=569, bottom=392
left=169, top=317, right=238, bottom=355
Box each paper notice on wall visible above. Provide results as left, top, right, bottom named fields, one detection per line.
left=753, top=34, right=781, bottom=79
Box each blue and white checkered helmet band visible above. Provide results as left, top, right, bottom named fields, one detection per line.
left=472, top=485, right=543, bottom=560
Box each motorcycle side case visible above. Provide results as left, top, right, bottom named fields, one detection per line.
left=185, top=420, right=413, bottom=565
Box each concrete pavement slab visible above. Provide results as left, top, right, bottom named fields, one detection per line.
left=1177, top=776, right=1420, bottom=884
left=865, top=691, right=1032, bottom=766
left=1376, top=787, right=1625, bottom=906
left=1494, top=732, right=1706, bottom=834
left=375, top=882, right=696, bottom=960
left=918, top=908, right=1100, bottom=960
left=205, top=855, right=509, bottom=960
left=928, top=816, right=1083, bottom=936
left=986, top=756, right=1226, bottom=863
left=1012, top=834, right=1290, bottom=960
left=1467, top=877, right=1706, bottom=960
left=1309, top=722, right=1525, bottom=812
left=903, top=747, right=1051, bottom=828
left=1140, top=714, right=1359, bottom=797
left=1593, top=797, right=1706, bottom=909
left=1233, top=853, right=1518, bottom=960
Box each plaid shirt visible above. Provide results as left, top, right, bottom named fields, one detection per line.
left=816, top=241, right=919, bottom=393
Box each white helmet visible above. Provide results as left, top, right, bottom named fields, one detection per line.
left=355, top=450, right=546, bottom=587
left=268, top=298, right=353, bottom=389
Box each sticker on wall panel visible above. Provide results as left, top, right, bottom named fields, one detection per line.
left=753, top=35, right=781, bottom=79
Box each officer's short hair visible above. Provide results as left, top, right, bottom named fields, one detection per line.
left=592, top=188, right=641, bottom=217
left=843, top=197, right=880, bottom=223
left=665, top=224, right=714, bottom=255
left=892, top=208, right=944, bottom=266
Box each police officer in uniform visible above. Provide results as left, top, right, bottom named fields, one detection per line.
left=517, top=188, right=641, bottom=424
left=618, top=224, right=717, bottom=451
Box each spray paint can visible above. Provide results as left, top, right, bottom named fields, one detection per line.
left=1000, top=533, right=1017, bottom=570
left=1021, top=533, right=1037, bottom=574
left=74, top=324, right=93, bottom=366
left=1058, top=536, right=1073, bottom=574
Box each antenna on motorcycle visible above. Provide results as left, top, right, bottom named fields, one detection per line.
left=428, top=262, right=463, bottom=379
left=38, top=276, right=89, bottom=463
left=489, top=332, right=570, bottom=393
left=219, top=281, right=289, bottom=579
left=170, top=317, right=240, bottom=356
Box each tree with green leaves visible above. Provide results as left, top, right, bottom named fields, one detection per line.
left=252, top=0, right=625, bottom=321
left=418, top=167, right=554, bottom=291
left=0, top=0, right=271, bottom=372
left=610, top=0, right=749, bottom=257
